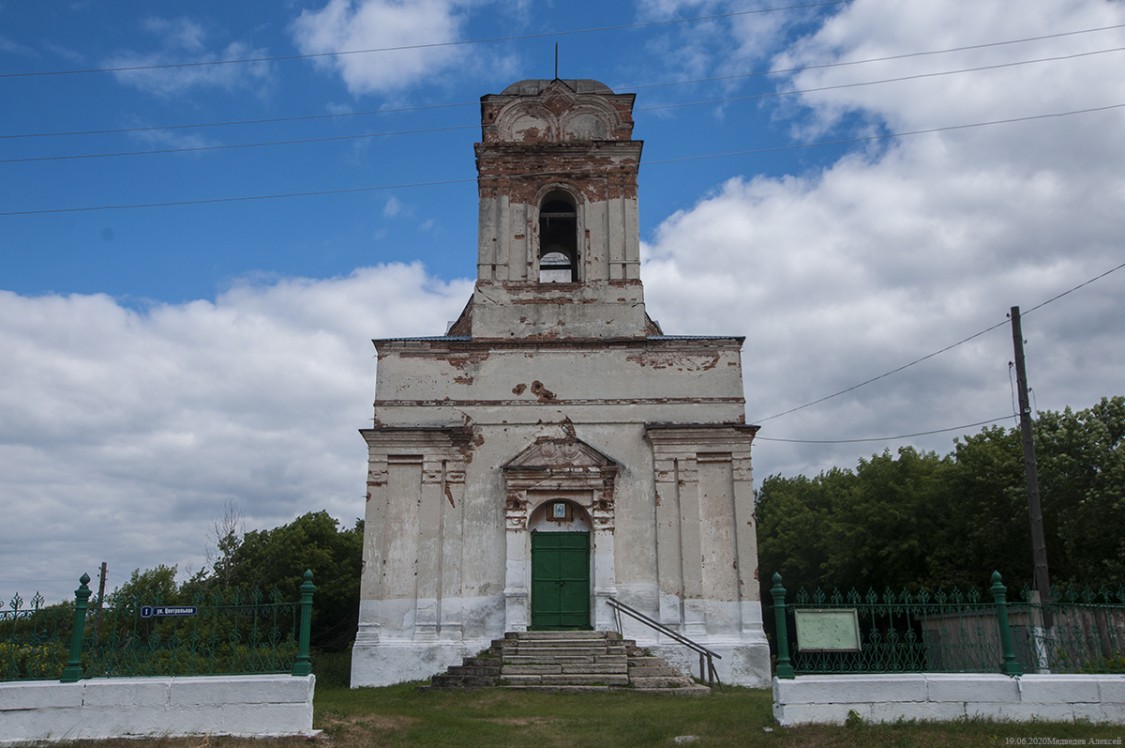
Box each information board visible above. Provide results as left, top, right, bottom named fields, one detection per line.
left=794, top=608, right=861, bottom=652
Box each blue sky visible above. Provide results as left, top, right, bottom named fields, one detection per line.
left=2, top=1, right=828, bottom=302
left=2, top=0, right=1124, bottom=602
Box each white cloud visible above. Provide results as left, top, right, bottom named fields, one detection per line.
left=106, top=16, right=272, bottom=97
left=632, top=0, right=809, bottom=86
left=383, top=195, right=404, bottom=217
left=771, top=0, right=1125, bottom=139
left=642, top=0, right=1125, bottom=479
left=0, top=33, right=38, bottom=57
left=290, top=0, right=468, bottom=95
left=0, top=265, right=471, bottom=603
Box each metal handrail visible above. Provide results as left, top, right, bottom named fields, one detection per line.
left=605, top=596, right=722, bottom=689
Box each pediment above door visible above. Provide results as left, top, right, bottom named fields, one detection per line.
left=503, top=437, right=618, bottom=472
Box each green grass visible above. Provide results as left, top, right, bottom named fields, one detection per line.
left=46, top=681, right=1125, bottom=747
left=312, top=684, right=1124, bottom=747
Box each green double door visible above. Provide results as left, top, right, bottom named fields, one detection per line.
left=530, top=531, right=591, bottom=630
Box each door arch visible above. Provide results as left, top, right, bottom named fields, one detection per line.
left=501, top=437, right=619, bottom=633
left=529, top=499, right=591, bottom=630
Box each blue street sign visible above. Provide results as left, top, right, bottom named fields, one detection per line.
left=140, top=605, right=198, bottom=618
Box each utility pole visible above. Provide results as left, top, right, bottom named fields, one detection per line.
left=95, top=560, right=108, bottom=634
left=1010, top=306, right=1051, bottom=625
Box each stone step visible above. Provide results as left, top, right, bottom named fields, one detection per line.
left=504, top=656, right=627, bottom=667
left=502, top=644, right=627, bottom=655
left=446, top=665, right=503, bottom=678
left=628, top=658, right=684, bottom=676
left=502, top=673, right=631, bottom=686
left=500, top=637, right=619, bottom=644
left=505, top=631, right=621, bottom=640
left=503, top=654, right=594, bottom=664
left=428, top=629, right=710, bottom=694
left=502, top=662, right=627, bottom=676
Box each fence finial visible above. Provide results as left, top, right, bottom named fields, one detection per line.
left=292, top=570, right=316, bottom=677
left=771, top=573, right=795, bottom=679
left=60, top=573, right=92, bottom=683
left=990, top=571, right=1022, bottom=676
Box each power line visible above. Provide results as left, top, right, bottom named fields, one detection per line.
left=1023, top=259, right=1125, bottom=315
left=751, top=260, right=1125, bottom=425
left=627, top=23, right=1125, bottom=93
left=0, top=177, right=475, bottom=216
left=0, top=1, right=847, bottom=80
left=645, top=102, right=1125, bottom=166
left=0, top=100, right=479, bottom=141
left=755, top=416, right=1015, bottom=444
left=8, top=46, right=1124, bottom=165
left=4, top=101, right=1123, bottom=216
left=0, top=124, right=479, bottom=164
left=752, top=320, right=1012, bottom=424
left=637, top=46, right=1125, bottom=114
left=4, top=22, right=1122, bottom=142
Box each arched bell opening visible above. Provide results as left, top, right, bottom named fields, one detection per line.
left=538, top=191, right=578, bottom=283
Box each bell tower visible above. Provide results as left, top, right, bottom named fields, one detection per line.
left=452, top=79, right=656, bottom=339
left=352, top=78, right=770, bottom=690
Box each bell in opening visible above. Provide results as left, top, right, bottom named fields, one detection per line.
left=539, top=194, right=577, bottom=283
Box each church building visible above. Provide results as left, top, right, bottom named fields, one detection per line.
left=350, top=78, right=770, bottom=687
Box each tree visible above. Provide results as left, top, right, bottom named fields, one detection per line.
left=755, top=396, right=1125, bottom=597
left=107, top=565, right=181, bottom=611
left=756, top=468, right=854, bottom=592
left=942, top=425, right=1030, bottom=588
left=1038, top=396, right=1125, bottom=584
left=200, top=511, right=363, bottom=650
left=828, top=446, right=950, bottom=592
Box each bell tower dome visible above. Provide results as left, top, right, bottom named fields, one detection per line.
left=455, top=79, right=656, bottom=339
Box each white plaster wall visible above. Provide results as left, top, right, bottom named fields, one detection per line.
left=773, top=674, right=1125, bottom=726
left=0, top=674, right=314, bottom=744
left=372, top=341, right=748, bottom=422
left=354, top=336, right=769, bottom=688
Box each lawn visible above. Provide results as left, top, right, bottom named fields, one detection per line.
left=312, top=683, right=1124, bottom=747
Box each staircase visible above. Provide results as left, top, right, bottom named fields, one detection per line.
left=429, top=631, right=710, bottom=694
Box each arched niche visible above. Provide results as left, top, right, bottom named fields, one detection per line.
left=494, top=102, right=558, bottom=143
left=559, top=104, right=618, bottom=141
left=528, top=498, right=593, bottom=533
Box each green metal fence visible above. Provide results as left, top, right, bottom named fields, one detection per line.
left=0, top=592, right=72, bottom=681
left=769, top=572, right=1125, bottom=678
left=1015, top=583, right=1125, bottom=674
left=1, top=570, right=315, bottom=682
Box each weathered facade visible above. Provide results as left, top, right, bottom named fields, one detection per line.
left=350, top=79, right=770, bottom=687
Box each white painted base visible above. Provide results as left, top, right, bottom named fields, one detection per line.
left=774, top=674, right=1125, bottom=726
left=617, top=594, right=772, bottom=688
left=350, top=639, right=492, bottom=687
left=0, top=674, right=314, bottom=745
left=650, top=639, right=772, bottom=688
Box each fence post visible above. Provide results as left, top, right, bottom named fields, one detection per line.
left=990, top=571, right=1022, bottom=676
left=291, top=569, right=316, bottom=677
left=771, top=572, right=795, bottom=679
left=60, top=573, right=92, bottom=683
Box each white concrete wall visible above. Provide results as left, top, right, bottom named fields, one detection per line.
left=774, top=673, right=1125, bottom=726
left=0, top=674, right=314, bottom=744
